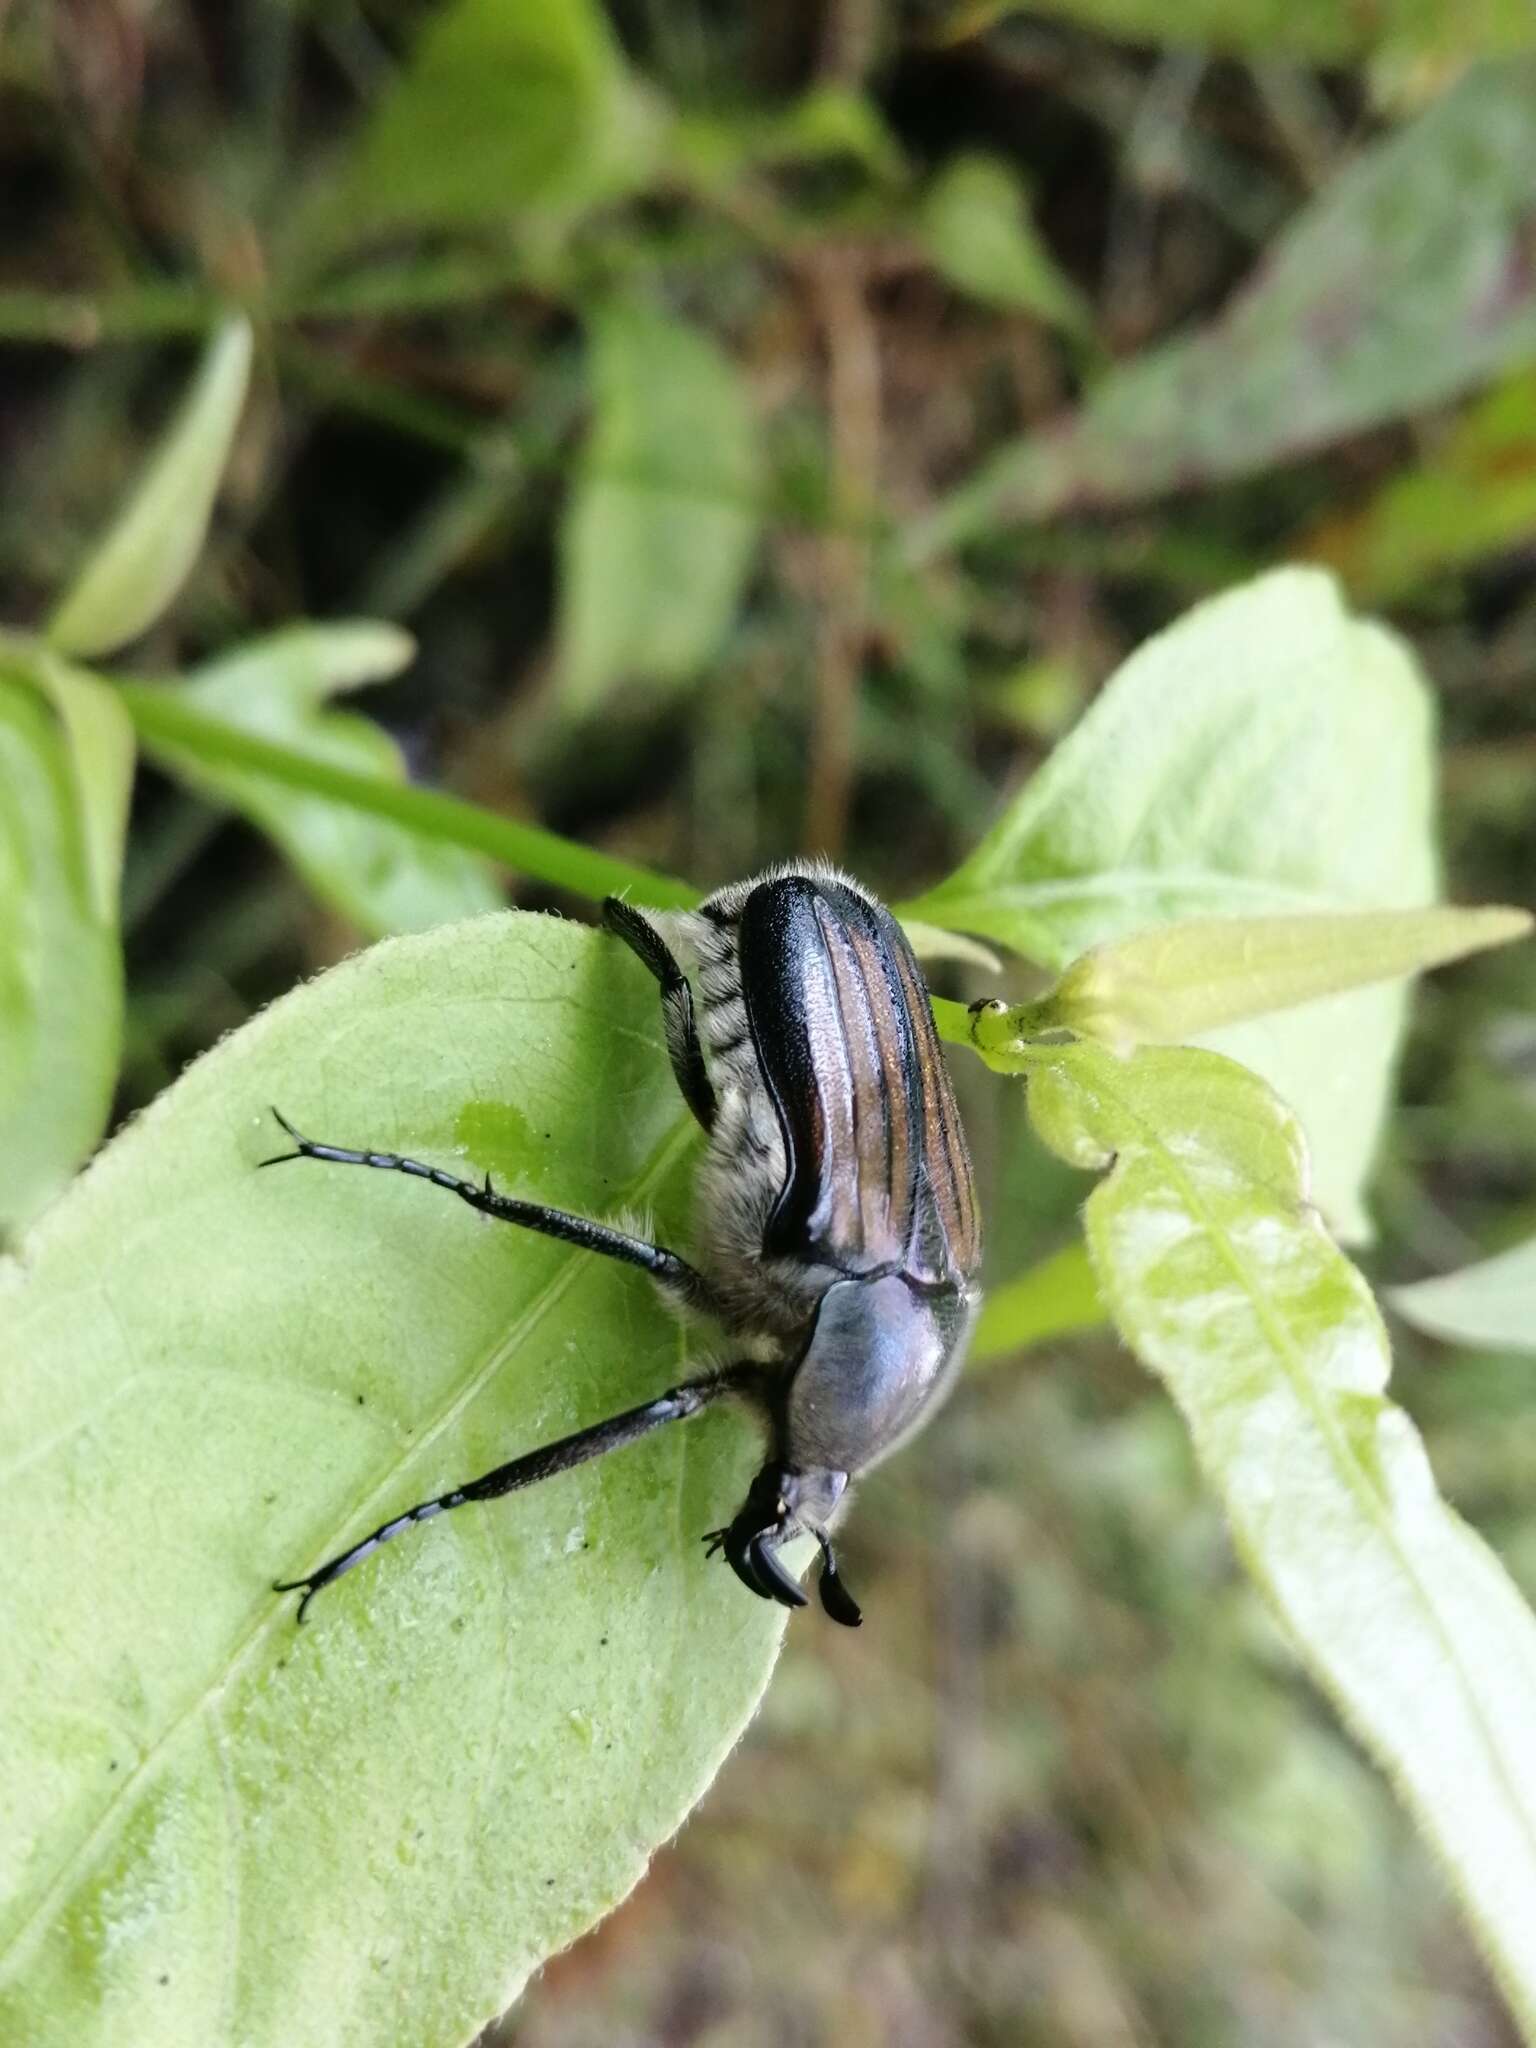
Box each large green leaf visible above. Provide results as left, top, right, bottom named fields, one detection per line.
left=1391, top=1235, right=1536, bottom=1355
left=142, top=623, right=502, bottom=935
left=909, top=569, right=1436, bottom=1238
left=0, top=651, right=132, bottom=1239
left=0, top=913, right=785, bottom=2047
left=1002, top=1036, right=1536, bottom=2035
left=325, top=0, right=658, bottom=240
left=916, top=62, right=1536, bottom=550
left=48, top=319, right=252, bottom=659
left=558, top=303, right=761, bottom=713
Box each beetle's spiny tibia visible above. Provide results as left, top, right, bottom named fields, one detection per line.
left=275, top=1366, right=760, bottom=1623
left=259, top=1107, right=711, bottom=1304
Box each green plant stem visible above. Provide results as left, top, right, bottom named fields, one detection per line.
left=930, top=994, right=974, bottom=1047
left=0, top=285, right=226, bottom=345
left=118, top=683, right=700, bottom=911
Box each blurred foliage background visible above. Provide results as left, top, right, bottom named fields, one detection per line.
left=4, top=1, right=1536, bottom=2041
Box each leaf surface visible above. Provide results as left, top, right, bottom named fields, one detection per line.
left=1391, top=1236, right=1536, bottom=1355
left=996, top=905, right=1530, bottom=1048
left=1011, top=1037, right=1536, bottom=2034
left=145, top=623, right=501, bottom=934
left=908, top=569, right=1437, bottom=1238
left=920, top=154, right=1090, bottom=333
left=1301, top=369, right=1536, bottom=599
left=0, top=652, right=132, bottom=1237
left=916, top=63, right=1536, bottom=548
left=325, top=0, right=656, bottom=238
left=971, top=1239, right=1105, bottom=1362
left=0, top=913, right=785, bottom=2048
left=558, top=303, right=761, bottom=712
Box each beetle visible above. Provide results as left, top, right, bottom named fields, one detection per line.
left=268, top=864, right=982, bottom=1628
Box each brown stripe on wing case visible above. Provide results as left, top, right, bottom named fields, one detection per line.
left=803, top=910, right=863, bottom=1256
left=891, top=938, right=981, bottom=1277
left=843, top=915, right=919, bottom=1260
left=814, top=903, right=912, bottom=1264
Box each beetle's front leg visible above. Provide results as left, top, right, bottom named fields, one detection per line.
left=259, top=1109, right=716, bottom=1314
left=277, top=1362, right=765, bottom=1621
left=602, top=897, right=717, bottom=1134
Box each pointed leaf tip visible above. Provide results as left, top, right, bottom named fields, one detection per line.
left=48, top=316, right=254, bottom=659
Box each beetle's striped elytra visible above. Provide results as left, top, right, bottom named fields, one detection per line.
left=268, top=864, right=982, bottom=1628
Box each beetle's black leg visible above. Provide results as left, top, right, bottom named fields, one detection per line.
left=602, top=897, right=717, bottom=1134
left=702, top=1519, right=809, bottom=1610
left=814, top=1532, right=863, bottom=1627
left=703, top=1522, right=775, bottom=1603
left=276, top=1363, right=763, bottom=1622
left=260, top=1108, right=713, bottom=1310
left=749, top=1534, right=809, bottom=1610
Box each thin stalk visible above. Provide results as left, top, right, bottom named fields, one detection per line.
left=118, top=683, right=700, bottom=911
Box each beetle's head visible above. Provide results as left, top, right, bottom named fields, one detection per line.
left=705, top=1463, right=862, bottom=1625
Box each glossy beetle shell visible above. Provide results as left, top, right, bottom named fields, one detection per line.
left=653, top=865, right=982, bottom=1483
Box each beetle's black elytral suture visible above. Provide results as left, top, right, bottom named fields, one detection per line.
left=268, top=864, right=982, bottom=1630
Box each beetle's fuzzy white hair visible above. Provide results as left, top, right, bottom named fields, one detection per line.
left=698, top=858, right=877, bottom=916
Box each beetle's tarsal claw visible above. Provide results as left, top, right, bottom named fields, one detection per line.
left=749, top=1533, right=809, bottom=1609
left=259, top=1105, right=308, bottom=1169
left=273, top=1574, right=320, bottom=1624
left=723, top=1529, right=773, bottom=1600
left=817, top=1552, right=863, bottom=1628
left=706, top=1520, right=778, bottom=1602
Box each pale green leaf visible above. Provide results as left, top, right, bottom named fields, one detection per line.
left=908, top=568, right=1437, bottom=1239
left=992, top=905, right=1531, bottom=1050
left=916, top=62, right=1536, bottom=550
left=144, top=623, right=502, bottom=935
left=559, top=303, right=760, bottom=713
left=48, top=319, right=253, bottom=658
left=327, top=0, right=658, bottom=239
left=1012, top=1037, right=1536, bottom=2033
left=1391, top=1236, right=1536, bottom=1355
left=920, top=153, right=1091, bottom=334
left=0, top=655, right=131, bottom=1240
left=971, top=1238, right=1105, bottom=1364
left=0, top=912, right=785, bottom=2047
left=934, top=0, right=1536, bottom=59
left=26, top=649, right=136, bottom=921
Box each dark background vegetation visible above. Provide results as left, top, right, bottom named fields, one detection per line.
left=4, top=2, right=1536, bottom=2041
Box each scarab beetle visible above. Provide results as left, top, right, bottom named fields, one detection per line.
left=269, top=864, right=982, bottom=1627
